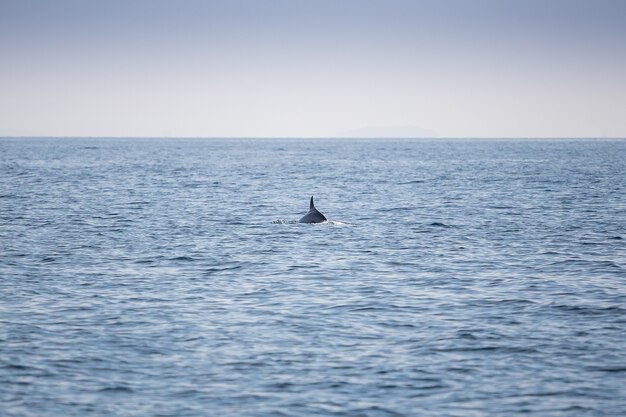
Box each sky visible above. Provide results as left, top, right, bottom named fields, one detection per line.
left=1, top=0, right=625, bottom=138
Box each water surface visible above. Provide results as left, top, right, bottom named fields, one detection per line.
left=1, top=138, right=625, bottom=416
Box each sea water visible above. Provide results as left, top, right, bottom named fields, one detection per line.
left=1, top=138, right=625, bottom=416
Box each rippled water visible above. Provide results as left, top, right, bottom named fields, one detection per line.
left=1, top=138, right=625, bottom=416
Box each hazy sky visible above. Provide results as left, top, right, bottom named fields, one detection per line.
left=1, top=0, right=625, bottom=137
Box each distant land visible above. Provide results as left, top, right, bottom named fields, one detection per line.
left=336, top=126, right=439, bottom=138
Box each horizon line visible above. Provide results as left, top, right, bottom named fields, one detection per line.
left=1, top=135, right=625, bottom=140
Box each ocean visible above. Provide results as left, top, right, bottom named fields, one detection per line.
left=1, top=138, right=625, bottom=416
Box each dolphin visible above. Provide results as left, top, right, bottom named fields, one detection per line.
left=299, top=196, right=327, bottom=223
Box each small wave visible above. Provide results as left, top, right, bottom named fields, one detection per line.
left=98, top=386, right=134, bottom=393
left=429, top=222, right=450, bottom=228
left=172, top=389, right=202, bottom=398
left=586, top=366, right=626, bottom=373
left=240, top=288, right=270, bottom=296
left=400, top=180, right=425, bottom=184
left=170, top=256, right=194, bottom=262
left=3, top=364, right=35, bottom=371
left=134, top=258, right=156, bottom=264
left=435, top=346, right=539, bottom=354
left=344, top=405, right=406, bottom=416
left=550, top=304, right=624, bottom=316
left=548, top=259, right=621, bottom=269
left=203, top=265, right=243, bottom=275
left=271, top=219, right=298, bottom=224
left=486, top=298, right=537, bottom=306
left=508, top=390, right=571, bottom=398
left=351, top=306, right=386, bottom=312
left=326, top=220, right=348, bottom=225
left=377, top=206, right=414, bottom=212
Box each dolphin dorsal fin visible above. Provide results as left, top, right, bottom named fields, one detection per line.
left=310, top=196, right=315, bottom=210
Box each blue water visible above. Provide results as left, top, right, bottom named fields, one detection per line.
left=1, top=138, right=625, bottom=416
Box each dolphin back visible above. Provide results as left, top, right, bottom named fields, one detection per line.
left=299, top=196, right=327, bottom=223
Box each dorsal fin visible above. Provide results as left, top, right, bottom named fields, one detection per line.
left=299, top=196, right=327, bottom=223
